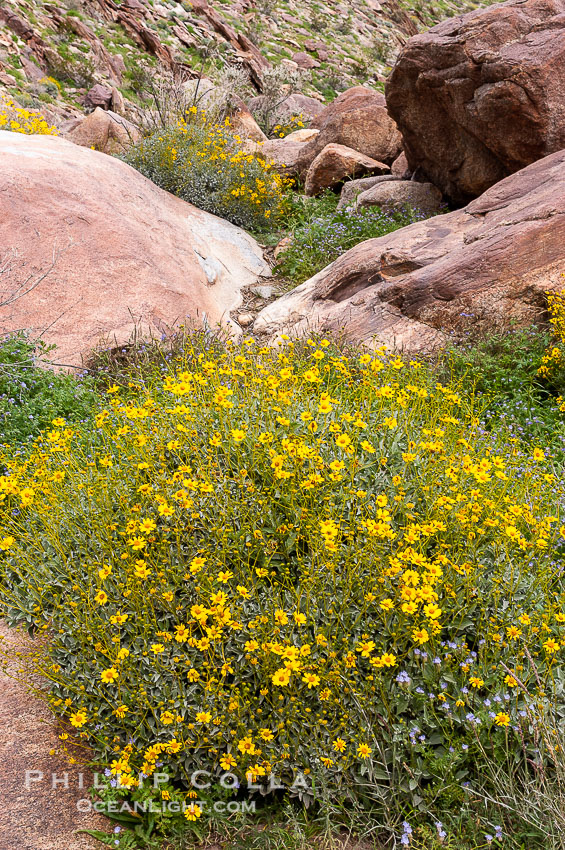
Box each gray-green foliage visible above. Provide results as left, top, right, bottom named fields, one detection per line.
left=122, top=115, right=288, bottom=231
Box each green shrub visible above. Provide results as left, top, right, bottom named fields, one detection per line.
left=0, top=332, right=98, bottom=444
left=123, top=110, right=290, bottom=231
left=276, top=192, right=429, bottom=284
left=438, top=325, right=565, bottom=452
left=1, top=334, right=564, bottom=847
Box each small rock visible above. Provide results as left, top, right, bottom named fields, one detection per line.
left=254, top=139, right=305, bottom=178
left=305, top=142, right=389, bottom=196
left=82, top=84, right=113, bottom=111
left=338, top=174, right=402, bottom=209
left=248, top=93, right=325, bottom=127
left=292, top=51, right=320, bottom=70
left=284, top=128, right=319, bottom=143
left=111, top=87, right=126, bottom=116
left=274, top=236, right=291, bottom=259
left=356, top=180, right=444, bottom=215
left=238, top=312, right=255, bottom=327
left=391, top=152, right=409, bottom=178
left=65, top=108, right=140, bottom=155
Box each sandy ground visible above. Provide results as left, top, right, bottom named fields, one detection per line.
left=0, top=619, right=110, bottom=850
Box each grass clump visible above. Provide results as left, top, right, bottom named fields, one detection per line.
left=276, top=192, right=428, bottom=284
left=1, top=333, right=565, bottom=847
left=123, top=109, right=290, bottom=231
left=439, top=322, right=565, bottom=452
left=0, top=332, right=98, bottom=444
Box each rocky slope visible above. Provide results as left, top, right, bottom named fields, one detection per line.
left=0, top=0, right=493, bottom=127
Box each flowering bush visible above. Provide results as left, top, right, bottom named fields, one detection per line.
left=271, top=114, right=306, bottom=138
left=440, top=325, right=565, bottom=453
left=1, top=335, right=564, bottom=843
left=123, top=109, right=290, bottom=231
left=0, top=95, right=58, bottom=135
left=539, top=289, right=565, bottom=407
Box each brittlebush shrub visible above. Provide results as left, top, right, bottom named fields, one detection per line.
left=271, top=114, right=306, bottom=138
left=0, top=95, right=58, bottom=135
left=539, top=288, right=565, bottom=407
left=123, top=109, right=289, bottom=230
left=1, top=336, right=565, bottom=839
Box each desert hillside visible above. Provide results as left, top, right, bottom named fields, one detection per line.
left=1, top=0, right=490, bottom=121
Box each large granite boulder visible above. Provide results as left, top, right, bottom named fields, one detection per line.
left=0, top=132, right=270, bottom=365
left=386, top=0, right=565, bottom=204
left=297, top=86, right=403, bottom=175
left=254, top=150, right=565, bottom=353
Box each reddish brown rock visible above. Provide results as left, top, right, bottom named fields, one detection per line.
left=229, top=102, right=268, bottom=143
left=386, top=0, right=565, bottom=203
left=81, top=84, right=113, bottom=111
left=188, top=0, right=270, bottom=90
left=113, top=5, right=176, bottom=69
left=292, top=51, right=320, bottom=70
left=305, top=143, right=389, bottom=196
left=255, top=138, right=308, bottom=177
left=0, top=6, right=33, bottom=41
left=46, top=6, right=124, bottom=85
left=248, top=93, right=326, bottom=128
left=284, top=128, right=320, bottom=143
left=391, top=151, right=409, bottom=178
left=0, top=133, right=270, bottom=365
left=338, top=175, right=402, bottom=210
left=298, top=86, right=402, bottom=175
left=304, top=38, right=328, bottom=52
left=255, top=149, right=565, bottom=352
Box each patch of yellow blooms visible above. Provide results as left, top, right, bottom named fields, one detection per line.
left=539, top=285, right=565, bottom=412
left=0, top=95, right=58, bottom=135
left=0, top=336, right=564, bottom=795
